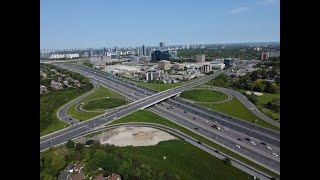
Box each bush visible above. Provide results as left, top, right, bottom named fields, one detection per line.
left=66, top=140, right=75, bottom=149
left=223, top=157, right=232, bottom=166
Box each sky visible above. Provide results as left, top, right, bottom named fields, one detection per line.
left=40, top=0, right=280, bottom=49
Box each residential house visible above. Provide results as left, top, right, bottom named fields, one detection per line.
left=70, top=173, right=84, bottom=180
left=40, top=85, right=47, bottom=94
left=74, top=163, right=84, bottom=173
left=74, top=80, right=81, bottom=87
left=107, top=173, right=121, bottom=180
left=51, top=80, right=63, bottom=90
left=94, top=174, right=106, bottom=180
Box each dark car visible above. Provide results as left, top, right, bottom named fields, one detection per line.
left=194, top=127, right=198, bottom=130
left=197, top=141, right=202, bottom=144
left=245, top=138, right=251, bottom=141
left=237, top=138, right=241, bottom=141
left=167, top=108, right=169, bottom=109
left=85, top=140, right=95, bottom=145
left=260, top=142, right=267, bottom=146
left=184, top=111, right=187, bottom=113
left=193, top=117, right=196, bottom=120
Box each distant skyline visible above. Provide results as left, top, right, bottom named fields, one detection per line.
left=40, top=0, right=280, bottom=49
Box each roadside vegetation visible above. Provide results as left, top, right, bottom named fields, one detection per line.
left=40, top=64, right=93, bottom=136
left=82, top=98, right=126, bottom=111
left=109, top=110, right=280, bottom=178
left=41, top=138, right=254, bottom=180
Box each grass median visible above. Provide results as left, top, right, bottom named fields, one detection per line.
left=108, top=110, right=280, bottom=179
left=67, top=85, right=124, bottom=121
left=180, top=89, right=228, bottom=102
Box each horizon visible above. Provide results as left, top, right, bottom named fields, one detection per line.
left=40, top=0, right=280, bottom=49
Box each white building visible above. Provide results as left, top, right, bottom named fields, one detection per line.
left=200, top=64, right=211, bottom=74
left=146, top=70, right=162, bottom=81
left=210, top=61, right=225, bottom=70
left=66, top=53, right=79, bottom=59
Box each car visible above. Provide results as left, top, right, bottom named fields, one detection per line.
left=184, top=111, right=187, bottom=113
left=71, top=122, right=73, bottom=124
left=223, top=127, right=228, bottom=130
left=167, top=108, right=169, bottom=109
left=113, top=117, right=116, bottom=120
left=245, top=138, right=251, bottom=141
left=237, top=138, right=241, bottom=141
left=235, top=144, right=241, bottom=148
left=215, top=120, right=219, bottom=123
left=250, top=141, right=256, bottom=145
left=260, top=142, right=267, bottom=146
left=267, top=146, right=272, bottom=150
left=69, top=118, right=72, bottom=120
left=271, top=152, right=278, bottom=157
left=197, top=141, right=202, bottom=144
left=205, top=120, right=209, bottom=123
left=193, top=117, right=196, bottom=120
left=211, top=125, right=220, bottom=130
left=194, top=127, right=198, bottom=130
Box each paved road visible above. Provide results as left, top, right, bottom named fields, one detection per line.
left=45, top=63, right=279, bottom=173
left=207, top=85, right=280, bottom=127
left=45, top=122, right=276, bottom=180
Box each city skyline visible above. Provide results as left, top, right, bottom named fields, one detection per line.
left=41, top=0, right=280, bottom=49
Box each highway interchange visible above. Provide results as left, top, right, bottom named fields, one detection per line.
left=40, top=62, right=280, bottom=177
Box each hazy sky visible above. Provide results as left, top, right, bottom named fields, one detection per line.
left=40, top=0, right=280, bottom=49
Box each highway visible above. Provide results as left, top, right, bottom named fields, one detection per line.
left=42, top=122, right=275, bottom=180
left=42, top=62, right=279, bottom=174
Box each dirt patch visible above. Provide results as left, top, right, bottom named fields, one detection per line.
left=98, top=126, right=177, bottom=147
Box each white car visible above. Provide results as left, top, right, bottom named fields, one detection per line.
left=266, top=146, right=272, bottom=150
left=113, top=117, right=116, bottom=120
left=250, top=141, right=256, bottom=145
left=235, top=144, right=241, bottom=148
left=223, top=127, right=228, bottom=130
left=272, top=152, right=278, bottom=157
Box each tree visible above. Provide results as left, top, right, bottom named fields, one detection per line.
left=51, top=155, right=67, bottom=174
left=75, top=143, right=84, bottom=151
left=223, top=157, right=232, bottom=166
left=248, top=94, right=258, bottom=104
left=66, top=140, right=75, bottom=149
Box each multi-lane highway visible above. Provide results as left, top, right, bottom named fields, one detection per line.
left=41, top=62, right=280, bottom=176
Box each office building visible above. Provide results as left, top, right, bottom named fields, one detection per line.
left=169, top=50, right=177, bottom=58
left=159, top=41, right=166, bottom=50
left=210, top=61, right=225, bottom=70
left=146, top=70, right=162, bottom=81
left=200, top=64, right=211, bottom=74
left=65, top=54, right=80, bottom=59
left=142, top=45, right=146, bottom=56
left=224, top=58, right=234, bottom=66
left=261, top=53, right=269, bottom=60
left=196, top=54, right=205, bottom=62
left=151, top=50, right=171, bottom=62
left=268, top=51, right=280, bottom=58
left=146, top=48, right=152, bottom=56
left=172, top=63, right=185, bottom=70
left=129, top=55, right=139, bottom=63
left=89, top=48, right=94, bottom=57
left=158, top=60, right=171, bottom=70
left=115, top=46, right=118, bottom=55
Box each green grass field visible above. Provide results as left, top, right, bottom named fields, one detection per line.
left=82, top=98, right=126, bottom=111
left=199, top=98, right=280, bottom=131
left=180, top=89, right=228, bottom=102
left=67, top=85, right=124, bottom=121
left=134, top=81, right=190, bottom=91
left=121, top=140, right=253, bottom=180
left=109, top=110, right=279, bottom=178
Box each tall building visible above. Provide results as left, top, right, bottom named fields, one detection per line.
left=159, top=41, right=166, bottom=50
left=261, top=53, right=269, bottom=60
left=142, top=45, right=146, bottom=56
left=146, top=48, right=152, bottom=56
left=187, top=44, right=189, bottom=49
left=158, top=60, right=171, bottom=70
left=169, top=51, right=177, bottom=58
left=89, top=48, right=94, bottom=57
left=196, top=54, right=205, bottom=62
left=115, top=46, right=118, bottom=55
left=200, top=65, right=211, bottom=74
